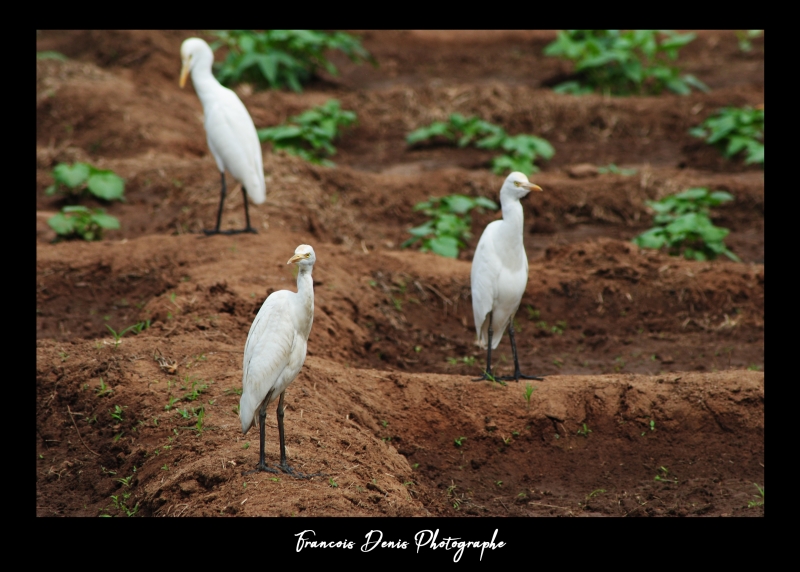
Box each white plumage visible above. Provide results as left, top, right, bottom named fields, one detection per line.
left=180, top=37, right=265, bottom=234
left=240, top=244, right=316, bottom=476
left=471, top=171, right=543, bottom=382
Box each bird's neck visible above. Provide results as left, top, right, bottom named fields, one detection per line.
left=499, top=196, right=526, bottom=243
left=295, top=267, right=315, bottom=338
left=190, top=64, right=225, bottom=108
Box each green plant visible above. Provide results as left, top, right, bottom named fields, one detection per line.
left=544, top=30, right=708, bottom=95
left=257, top=99, right=356, bottom=166
left=523, top=383, right=536, bottom=406
left=212, top=30, right=374, bottom=92
left=453, top=436, right=467, bottom=447
left=654, top=466, right=678, bottom=484
left=633, top=187, right=740, bottom=262
left=402, top=194, right=498, bottom=258
left=45, top=162, right=125, bottom=201
left=110, top=405, right=127, bottom=423
left=597, top=163, right=637, bottom=176
left=117, top=475, right=133, bottom=487
left=194, top=405, right=206, bottom=433
left=104, top=321, right=147, bottom=349
left=689, top=106, right=764, bottom=166
left=328, top=477, right=338, bottom=488
left=577, top=423, right=592, bottom=437
left=735, top=30, right=762, bottom=52
left=407, top=113, right=554, bottom=176
left=48, top=206, right=120, bottom=242
left=164, top=396, right=179, bottom=411
left=109, top=491, right=139, bottom=517
left=95, top=377, right=112, bottom=397
left=183, top=378, right=210, bottom=402
left=748, top=483, right=764, bottom=507
left=37, top=50, right=68, bottom=61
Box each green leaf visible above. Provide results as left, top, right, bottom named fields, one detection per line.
left=87, top=171, right=125, bottom=201
left=723, top=249, right=742, bottom=262
left=473, top=197, right=499, bottom=210
left=47, top=213, right=75, bottom=235
left=709, top=191, right=735, bottom=204
left=407, top=222, right=434, bottom=237
left=62, top=205, right=91, bottom=214
left=659, top=33, right=696, bottom=50
left=665, top=213, right=701, bottom=234
left=443, top=195, right=475, bottom=215
left=258, top=125, right=303, bottom=142
left=91, top=212, right=121, bottom=230
left=675, top=188, right=708, bottom=201
left=633, top=228, right=667, bottom=249
left=37, top=50, right=68, bottom=61
left=256, top=53, right=279, bottom=85
left=53, top=163, right=90, bottom=189
left=745, top=143, right=764, bottom=165
left=428, top=236, right=460, bottom=258
left=681, top=74, right=709, bottom=93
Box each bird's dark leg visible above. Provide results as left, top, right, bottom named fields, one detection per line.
left=240, top=186, right=257, bottom=234
left=203, top=172, right=227, bottom=236
left=498, top=321, right=544, bottom=382
left=275, top=391, right=325, bottom=480
left=473, top=311, right=496, bottom=381
left=245, top=399, right=278, bottom=474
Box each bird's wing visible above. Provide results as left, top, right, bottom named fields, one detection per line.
left=204, top=88, right=266, bottom=204
left=239, top=291, right=297, bottom=433
left=471, top=222, right=503, bottom=348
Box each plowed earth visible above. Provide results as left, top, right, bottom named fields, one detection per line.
left=36, top=30, right=764, bottom=517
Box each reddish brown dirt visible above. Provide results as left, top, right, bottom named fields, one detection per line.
left=36, top=30, right=764, bottom=517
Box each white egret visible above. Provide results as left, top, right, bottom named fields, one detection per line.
left=471, top=171, right=544, bottom=382
left=240, top=245, right=318, bottom=477
left=180, top=37, right=266, bottom=235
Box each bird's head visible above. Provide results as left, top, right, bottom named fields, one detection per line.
left=500, top=171, right=542, bottom=200
left=179, top=37, right=214, bottom=88
left=287, top=244, right=316, bottom=267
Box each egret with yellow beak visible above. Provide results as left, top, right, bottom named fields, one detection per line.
left=180, top=37, right=265, bottom=235
left=471, top=172, right=545, bottom=382
left=240, top=245, right=319, bottom=477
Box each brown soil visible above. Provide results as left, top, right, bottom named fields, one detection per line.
left=36, top=30, right=764, bottom=517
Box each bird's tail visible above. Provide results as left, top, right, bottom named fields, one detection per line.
left=244, top=169, right=266, bottom=205
left=239, top=386, right=274, bottom=434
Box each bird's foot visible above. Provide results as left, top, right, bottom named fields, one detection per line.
left=472, top=371, right=506, bottom=385
left=497, top=373, right=545, bottom=382
left=276, top=463, right=326, bottom=480
left=203, top=228, right=253, bottom=236
left=243, top=462, right=280, bottom=475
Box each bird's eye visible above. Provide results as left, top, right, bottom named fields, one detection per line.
left=514, top=181, right=520, bottom=187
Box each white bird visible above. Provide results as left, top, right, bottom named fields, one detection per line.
left=471, top=172, right=544, bottom=382
left=240, top=245, right=317, bottom=477
left=180, top=37, right=266, bottom=235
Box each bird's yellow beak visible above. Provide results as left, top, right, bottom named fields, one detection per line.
left=179, top=62, right=190, bottom=88
left=525, top=182, right=543, bottom=192
left=287, top=253, right=309, bottom=264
